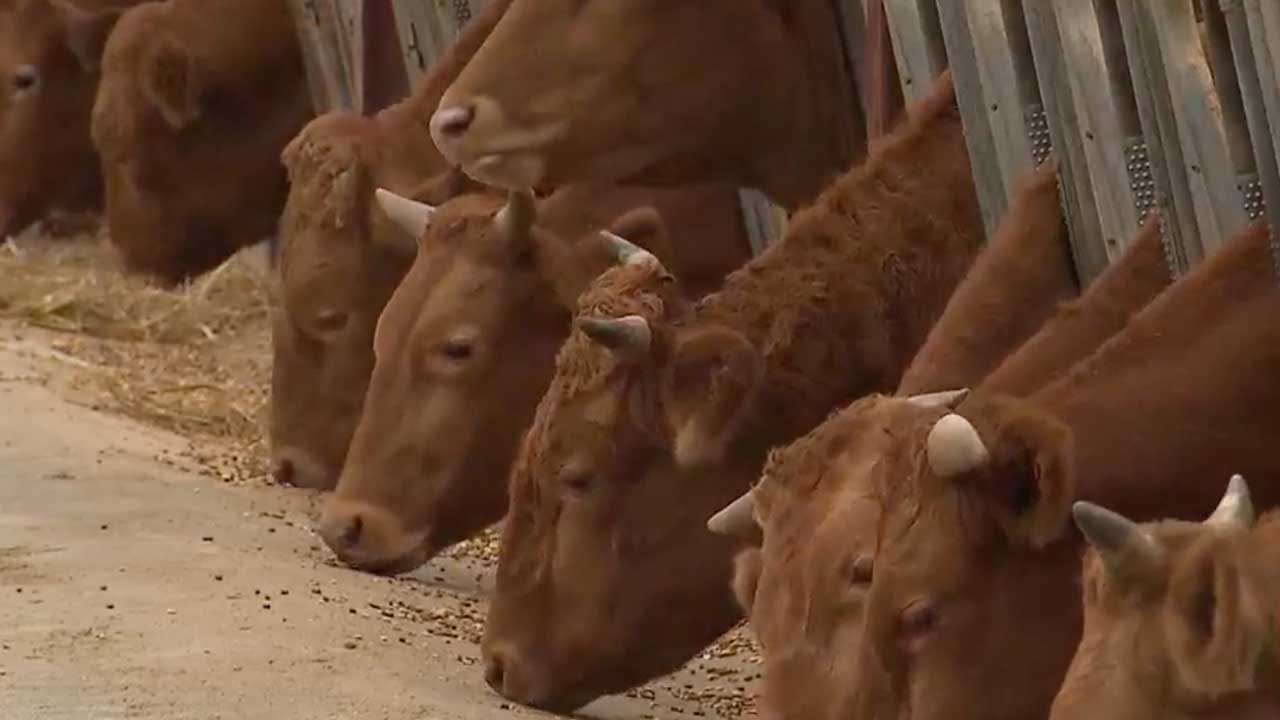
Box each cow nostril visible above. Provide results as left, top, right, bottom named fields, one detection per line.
left=339, top=514, right=363, bottom=547
left=484, top=654, right=506, bottom=693
left=272, top=458, right=295, bottom=486
left=431, top=104, right=475, bottom=139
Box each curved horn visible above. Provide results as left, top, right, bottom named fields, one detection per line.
left=375, top=188, right=435, bottom=240
left=577, top=315, right=652, bottom=356
left=1072, top=500, right=1163, bottom=574
left=495, top=189, right=536, bottom=237
left=1206, top=474, right=1255, bottom=529
left=926, top=413, right=989, bottom=478
left=600, top=230, right=658, bottom=266
left=707, top=490, right=760, bottom=540
left=906, top=388, right=970, bottom=409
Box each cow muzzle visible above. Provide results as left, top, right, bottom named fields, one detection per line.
left=317, top=500, right=431, bottom=575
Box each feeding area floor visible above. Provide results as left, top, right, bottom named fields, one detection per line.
left=0, top=235, right=757, bottom=720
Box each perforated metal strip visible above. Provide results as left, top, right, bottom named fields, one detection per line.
left=1025, top=104, right=1052, bottom=166
left=1124, top=138, right=1156, bottom=222
left=1239, top=175, right=1265, bottom=220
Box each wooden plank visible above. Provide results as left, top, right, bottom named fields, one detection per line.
left=361, top=0, right=411, bottom=112
left=1116, top=0, right=1203, bottom=274
left=738, top=189, right=788, bottom=257
left=1136, top=0, right=1248, bottom=255
left=883, top=0, right=947, bottom=103
left=1203, top=0, right=1265, bottom=225
left=1023, top=0, right=1113, bottom=283
left=1240, top=0, right=1280, bottom=270
left=1046, top=0, right=1143, bottom=261
left=389, top=0, right=454, bottom=79
left=935, top=0, right=1036, bottom=238
left=286, top=0, right=356, bottom=112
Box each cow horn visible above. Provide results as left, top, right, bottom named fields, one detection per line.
left=375, top=188, right=435, bottom=240
left=926, top=413, right=989, bottom=478
left=578, top=315, right=652, bottom=356
left=1206, top=474, right=1255, bottom=529
left=707, top=490, right=760, bottom=539
left=1072, top=500, right=1163, bottom=573
left=495, top=189, right=536, bottom=237
left=906, top=388, right=970, bottom=409
left=600, top=230, right=658, bottom=266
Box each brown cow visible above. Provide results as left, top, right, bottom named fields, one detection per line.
left=717, top=177, right=1171, bottom=720
left=0, top=0, right=128, bottom=237
left=315, top=184, right=748, bottom=572
left=431, top=0, right=866, bottom=208
left=91, top=0, right=311, bottom=284
left=1052, top=477, right=1280, bottom=720
left=480, top=74, right=982, bottom=712
left=834, top=219, right=1278, bottom=720
left=268, top=0, right=509, bottom=491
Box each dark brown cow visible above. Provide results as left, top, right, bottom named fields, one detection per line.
left=432, top=0, right=866, bottom=208
left=480, top=74, right=982, bottom=712
left=717, top=174, right=1172, bottom=720
left=316, top=183, right=750, bottom=573
left=841, top=219, right=1279, bottom=720
left=91, top=0, right=311, bottom=284
left=268, top=0, right=508, bottom=491
left=0, top=0, right=129, bottom=237
left=1052, top=477, right=1280, bottom=720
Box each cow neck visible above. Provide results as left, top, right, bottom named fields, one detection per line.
left=1032, top=221, right=1280, bottom=521
left=750, top=0, right=867, bottom=208
left=693, top=88, right=982, bottom=464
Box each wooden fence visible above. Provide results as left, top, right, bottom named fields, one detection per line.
left=883, top=0, right=1278, bottom=285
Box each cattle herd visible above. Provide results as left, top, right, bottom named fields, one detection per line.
left=3, top=0, right=1278, bottom=718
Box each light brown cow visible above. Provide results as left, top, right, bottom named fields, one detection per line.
left=832, top=219, right=1278, bottom=720
left=268, top=0, right=508, bottom=491
left=431, top=0, right=866, bottom=208
left=0, top=0, right=129, bottom=237
left=1052, top=477, right=1280, bottom=720
left=719, top=177, right=1172, bottom=720
left=480, top=74, right=982, bottom=712
left=91, top=0, right=311, bottom=284
left=316, top=183, right=750, bottom=573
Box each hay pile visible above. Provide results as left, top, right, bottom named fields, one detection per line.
left=0, top=228, right=274, bottom=483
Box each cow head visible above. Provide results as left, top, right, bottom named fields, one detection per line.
left=0, top=0, right=121, bottom=236
left=481, top=250, right=773, bottom=711
left=433, top=0, right=851, bottom=206
left=92, top=0, right=312, bottom=284
left=843, top=394, right=1085, bottom=720
left=317, top=189, right=678, bottom=575
left=269, top=112, right=464, bottom=491
left=1050, top=477, right=1280, bottom=720
left=712, top=391, right=969, bottom=720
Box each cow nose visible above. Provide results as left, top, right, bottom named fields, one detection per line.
left=319, top=512, right=364, bottom=553
left=484, top=653, right=506, bottom=694
left=272, top=458, right=295, bottom=486
left=430, top=104, right=475, bottom=142
left=269, top=447, right=337, bottom=489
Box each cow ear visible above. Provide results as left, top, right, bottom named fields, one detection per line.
left=1163, top=535, right=1269, bottom=696
left=929, top=398, right=1075, bottom=547
left=665, top=324, right=763, bottom=469
left=141, top=35, right=200, bottom=129
left=732, top=548, right=764, bottom=616
left=60, top=4, right=121, bottom=72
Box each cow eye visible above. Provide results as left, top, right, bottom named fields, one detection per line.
left=439, top=338, right=473, bottom=361
left=562, top=472, right=593, bottom=497
left=843, top=554, right=874, bottom=584
left=314, top=309, right=349, bottom=334
left=12, top=65, right=38, bottom=94
left=901, top=599, right=938, bottom=640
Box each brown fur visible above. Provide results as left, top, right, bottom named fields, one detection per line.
left=0, top=0, right=136, bottom=236
left=897, top=160, right=1077, bottom=395
left=1051, top=508, right=1280, bottom=719
left=316, top=183, right=750, bottom=573
left=91, top=0, right=311, bottom=284
left=480, top=74, right=983, bottom=713
left=434, top=0, right=866, bottom=208
left=980, top=217, right=1171, bottom=395
left=844, top=219, right=1280, bottom=720
left=267, top=2, right=510, bottom=490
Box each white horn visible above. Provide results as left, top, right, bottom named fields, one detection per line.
left=577, top=315, right=652, bottom=357
left=1206, top=474, right=1255, bottom=528
left=375, top=188, right=435, bottom=240
left=1072, top=500, right=1163, bottom=574
left=906, top=388, right=970, bottom=409
left=707, top=490, right=760, bottom=540
left=600, top=230, right=658, bottom=266
left=926, top=413, right=989, bottom=478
